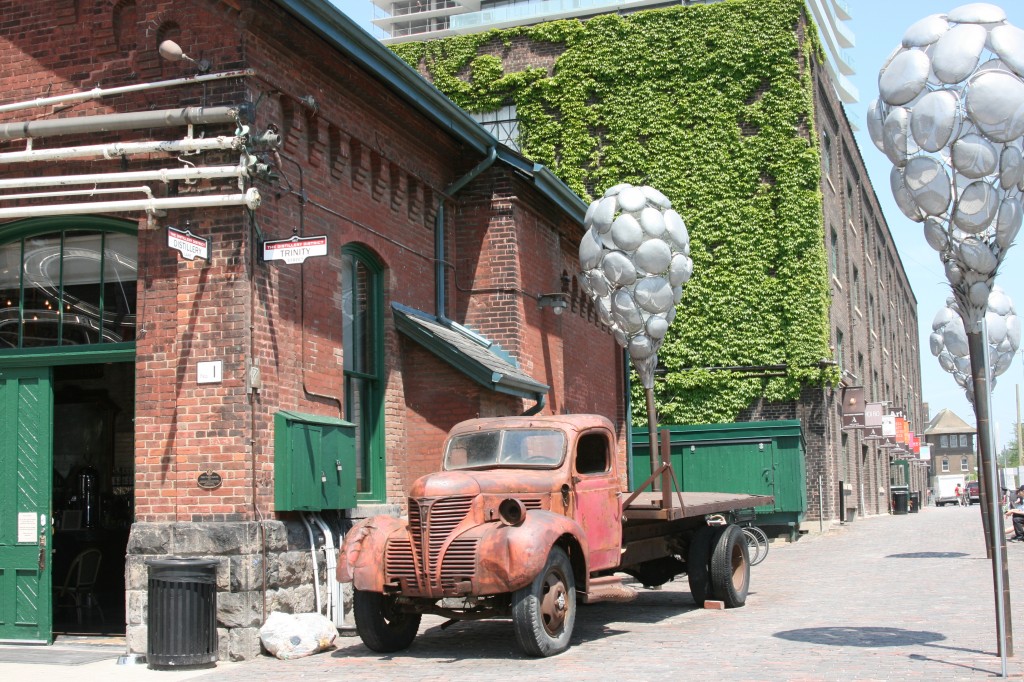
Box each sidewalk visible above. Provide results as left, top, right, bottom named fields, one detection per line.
left=1, top=504, right=1020, bottom=680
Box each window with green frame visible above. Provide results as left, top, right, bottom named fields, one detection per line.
left=342, top=245, right=384, bottom=502
left=0, top=217, right=136, bottom=349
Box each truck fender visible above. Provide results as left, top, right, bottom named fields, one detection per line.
left=476, top=510, right=588, bottom=594
left=336, top=515, right=407, bottom=592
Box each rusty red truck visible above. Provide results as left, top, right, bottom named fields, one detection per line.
left=337, top=414, right=772, bottom=657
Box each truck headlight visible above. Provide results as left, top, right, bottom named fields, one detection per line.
left=498, top=498, right=527, bottom=526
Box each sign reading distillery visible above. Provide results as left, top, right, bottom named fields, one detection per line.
left=263, top=235, right=328, bottom=264
left=167, top=226, right=209, bottom=261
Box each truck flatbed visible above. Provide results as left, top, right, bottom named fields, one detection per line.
left=624, top=491, right=774, bottom=521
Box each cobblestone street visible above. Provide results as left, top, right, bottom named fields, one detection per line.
left=220, top=504, right=1024, bottom=681
left=3, top=504, right=1022, bottom=681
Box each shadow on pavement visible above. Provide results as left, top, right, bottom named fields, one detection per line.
left=885, top=551, right=969, bottom=559
left=329, top=588, right=702, bottom=661
left=774, top=626, right=944, bottom=647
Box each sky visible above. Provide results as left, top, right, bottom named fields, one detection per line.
left=335, top=1, right=1024, bottom=451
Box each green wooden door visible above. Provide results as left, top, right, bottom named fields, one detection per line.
left=0, top=367, right=52, bottom=643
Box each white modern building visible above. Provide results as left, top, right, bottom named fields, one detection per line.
left=369, top=0, right=858, bottom=102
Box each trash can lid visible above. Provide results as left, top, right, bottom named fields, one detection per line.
left=145, top=557, right=219, bottom=568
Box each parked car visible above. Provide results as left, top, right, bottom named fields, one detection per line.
left=966, top=481, right=980, bottom=505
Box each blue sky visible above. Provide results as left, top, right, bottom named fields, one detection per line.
left=335, top=1, right=1024, bottom=451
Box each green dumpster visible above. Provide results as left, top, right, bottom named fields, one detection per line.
left=632, top=420, right=806, bottom=535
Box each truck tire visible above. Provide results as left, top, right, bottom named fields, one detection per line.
left=686, top=525, right=717, bottom=605
left=512, top=546, right=576, bottom=657
left=354, top=589, right=421, bottom=653
left=710, top=525, right=750, bottom=607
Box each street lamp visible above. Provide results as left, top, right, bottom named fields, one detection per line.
left=870, top=2, right=1023, bottom=666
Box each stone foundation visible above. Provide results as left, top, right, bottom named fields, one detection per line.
left=125, top=508, right=396, bottom=661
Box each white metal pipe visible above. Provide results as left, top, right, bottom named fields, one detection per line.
left=0, top=135, right=244, bottom=164
left=0, top=165, right=247, bottom=190
left=0, top=69, right=256, bottom=114
left=0, top=185, right=153, bottom=201
left=0, top=105, right=247, bottom=141
left=299, top=512, right=323, bottom=615
left=0, top=187, right=260, bottom=219
left=311, top=513, right=343, bottom=627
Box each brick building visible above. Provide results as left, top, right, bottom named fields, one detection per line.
left=923, top=409, right=978, bottom=482
left=394, top=0, right=925, bottom=528
left=0, top=0, right=623, bottom=658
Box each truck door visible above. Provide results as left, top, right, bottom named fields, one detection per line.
left=571, top=430, right=621, bottom=571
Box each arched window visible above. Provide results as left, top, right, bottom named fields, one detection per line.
left=342, top=245, right=384, bottom=502
left=0, top=217, right=136, bottom=349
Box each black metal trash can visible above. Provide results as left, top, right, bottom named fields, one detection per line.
left=146, top=558, right=218, bottom=670
left=909, top=492, right=920, bottom=513
left=892, top=490, right=909, bottom=515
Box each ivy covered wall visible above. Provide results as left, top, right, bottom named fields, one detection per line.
left=393, top=0, right=838, bottom=425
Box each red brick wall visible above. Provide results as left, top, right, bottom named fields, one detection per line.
left=0, top=0, right=625, bottom=520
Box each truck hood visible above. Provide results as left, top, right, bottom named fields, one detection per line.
left=410, top=469, right=564, bottom=498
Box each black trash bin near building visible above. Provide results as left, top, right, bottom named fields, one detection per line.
left=909, top=491, right=920, bottom=513
left=892, top=489, right=909, bottom=515
left=146, top=558, right=218, bottom=669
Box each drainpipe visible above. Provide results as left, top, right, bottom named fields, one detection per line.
left=434, top=146, right=497, bottom=322
left=522, top=393, right=545, bottom=417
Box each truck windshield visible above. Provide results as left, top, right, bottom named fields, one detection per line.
left=443, top=429, right=566, bottom=470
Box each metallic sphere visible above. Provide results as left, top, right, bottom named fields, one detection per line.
left=578, top=184, right=692, bottom=389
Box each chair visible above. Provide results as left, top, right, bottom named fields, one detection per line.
left=54, top=547, right=104, bottom=625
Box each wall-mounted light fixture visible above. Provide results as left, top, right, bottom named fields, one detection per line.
left=537, top=293, right=569, bottom=316
left=159, top=40, right=211, bottom=74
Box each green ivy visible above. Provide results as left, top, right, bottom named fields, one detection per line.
left=394, top=0, right=838, bottom=425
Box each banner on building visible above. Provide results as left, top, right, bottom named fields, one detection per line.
left=863, top=402, right=885, bottom=440
left=841, top=386, right=865, bottom=429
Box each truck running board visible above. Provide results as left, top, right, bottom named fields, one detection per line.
left=583, top=576, right=638, bottom=604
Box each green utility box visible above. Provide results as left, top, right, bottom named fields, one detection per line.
left=274, top=411, right=356, bottom=511
left=632, top=420, right=807, bottom=533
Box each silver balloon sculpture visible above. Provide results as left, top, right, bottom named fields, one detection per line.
left=869, top=3, right=1022, bottom=322
left=577, top=183, right=693, bottom=473
left=871, top=4, right=1022, bottom=662
left=930, top=286, right=1021, bottom=402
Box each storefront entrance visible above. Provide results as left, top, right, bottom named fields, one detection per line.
left=0, top=217, right=137, bottom=642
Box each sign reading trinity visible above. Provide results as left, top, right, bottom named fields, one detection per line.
left=263, top=235, right=328, bottom=264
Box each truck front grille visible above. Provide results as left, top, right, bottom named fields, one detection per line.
left=384, top=536, right=418, bottom=587
left=407, top=495, right=474, bottom=590
left=440, top=538, right=479, bottom=590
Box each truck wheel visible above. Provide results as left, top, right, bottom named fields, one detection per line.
left=353, top=589, right=421, bottom=653
left=512, top=546, right=576, bottom=657
left=687, top=525, right=717, bottom=605
left=710, top=525, right=750, bottom=607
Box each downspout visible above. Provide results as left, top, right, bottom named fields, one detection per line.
left=435, top=146, right=497, bottom=322
left=433, top=147, right=546, bottom=416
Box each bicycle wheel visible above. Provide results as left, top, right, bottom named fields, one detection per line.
left=742, top=526, right=769, bottom=566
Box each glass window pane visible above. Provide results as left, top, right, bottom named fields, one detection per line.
left=346, top=375, right=368, bottom=493
left=0, top=241, right=21, bottom=348
left=342, top=256, right=374, bottom=374
left=102, top=232, right=138, bottom=343
left=60, top=232, right=104, bottom=345
left=21, top=233, right=66, bottom=347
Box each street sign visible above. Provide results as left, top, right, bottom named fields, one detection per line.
left=168, top=225, right=209, bottom=261
left=263, top=235, right=328, bottom=264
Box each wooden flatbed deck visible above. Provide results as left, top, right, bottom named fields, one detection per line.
left=623, top=491, right=774, bottom=521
